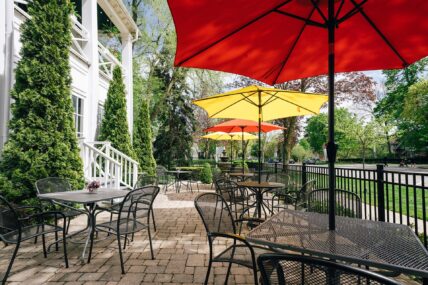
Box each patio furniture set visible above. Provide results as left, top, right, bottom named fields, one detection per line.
left=0, top=174, right=159, bottom=284
left=198, top=176, right=428, bottom=285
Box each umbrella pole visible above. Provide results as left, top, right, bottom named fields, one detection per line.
left=258, top=91, right=262, bottom=184
left=241, top=126, right=245, bottom=174
left=327, top=0, right=337, bottom=231
left=230, top=140, right=233, bottom=162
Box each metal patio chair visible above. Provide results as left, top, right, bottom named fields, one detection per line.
left=257, top=253, right=401, bottom=285
left=156, top=165, right=174, bottom=192
left=0, top=195, right=68, bottom=284
left=35, top=177, right=88, bottom=249
left=194, top=193, right=271, bottom=285
left=94, top=186, right=160, bottom=274
left=308, top=188, right=362, bottom=219
left=271, top=179, right=316, bottom=213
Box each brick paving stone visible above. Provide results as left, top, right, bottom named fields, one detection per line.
left=0, top=188, right=419, bottom=285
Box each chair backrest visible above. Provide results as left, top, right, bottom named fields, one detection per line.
left=35, top=177, right=72, bottom=195
left=194, top=193, right=236, bottom=236
left=258, top=253, right=401, bottom=285
left=307, top=188, right=362, bottom=219
left=156, top=165, right=168, bottom=176
left=134, top=173, right=158, bottom=189
left=214, top=179, right=234, bottom=199
left=0, top=196, right=20, bottom=241
left=298, top=179, right=316, bottom=199
left=117, top=186, right=160, bottom=221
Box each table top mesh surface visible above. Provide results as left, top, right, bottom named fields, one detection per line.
left=247, top=209, right=428, bottom=277
left=38, top=188, right=128, bottom=204
left=237, top=181, right=285, bottom=188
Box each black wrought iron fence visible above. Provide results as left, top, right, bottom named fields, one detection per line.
left=264, top=162, right=428, bottom=248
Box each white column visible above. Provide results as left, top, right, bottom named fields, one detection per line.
left=82, top=0, right=99, bottom=141
left=0, top=0, right=14, bottom=149
left=121, top=33, right=133, bottom=137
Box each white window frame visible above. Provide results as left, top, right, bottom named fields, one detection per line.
left=72, top=95, right=84, bottom=138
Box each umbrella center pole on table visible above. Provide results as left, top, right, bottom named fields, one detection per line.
left=241, top=126, right=245, bottom=174
left=258, top=91, right=262, bottom=184
left=327, top=0, right=338, bottom=231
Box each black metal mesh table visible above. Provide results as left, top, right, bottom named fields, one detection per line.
left=247, top=209, right=428, bottom=280
left=165, top=170, right=192, bottom=193
left=38, top=188, right=128, bottom=263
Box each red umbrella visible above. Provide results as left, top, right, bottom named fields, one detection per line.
left=205, top=119, right=284, bottom=173
left=168, top=0, right=428, bottom=230
left=204, top=119, right=284, bottom=133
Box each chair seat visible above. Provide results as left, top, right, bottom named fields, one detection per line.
left=96, top=218, right=149, bottom=235
left=2, top=224, right=63, bottom=244
left=63, top=208, right=84, bottom=218
left=214, top=244, right=272, bottom=268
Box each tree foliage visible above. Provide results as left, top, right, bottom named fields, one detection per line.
left=98, top=66, right=136, bottom=158
left=133, top=97, right=156, bottom=175
left=0, top=0, right=84, bottom=204
left=374, top=60, right=428, bottom=153
left=153, top=69, right=196, bottom=168
left=305, top=108, right=360, bottom=159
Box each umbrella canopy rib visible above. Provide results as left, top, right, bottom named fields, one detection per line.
left=209, top=92, right=259, bottom=118
left=349, top=0, right=408, bottom=66
left=271, top=7, right=317, bottom=84
left=273, top=9, right=325, bottom=28
left=176, top=0, right=294, bottom=66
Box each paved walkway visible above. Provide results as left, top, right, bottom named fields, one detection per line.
left=0, top=184, right=421, bottom=284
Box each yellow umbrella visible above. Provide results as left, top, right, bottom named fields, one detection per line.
left=194, top=85, right=328, bottom=182
left=201, top=132, right=257, bottom=161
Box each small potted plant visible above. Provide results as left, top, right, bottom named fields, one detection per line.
left=87, top=180, right=100, bottom=193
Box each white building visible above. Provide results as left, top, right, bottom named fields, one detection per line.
left=0, top=0, right=140, bottom=188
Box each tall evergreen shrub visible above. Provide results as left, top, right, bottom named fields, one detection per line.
left=133, top=98, right=156, bottom=175
left=0, top=0, right=84, bottom=204
left=98, top=66, right=136, bottom=158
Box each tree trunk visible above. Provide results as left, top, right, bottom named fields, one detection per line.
left=281, top=117, right=298, bottom=171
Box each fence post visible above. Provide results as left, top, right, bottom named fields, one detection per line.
left=376, top=164, right=385, bottom=222
left=302, top=162, right=307, bottom=187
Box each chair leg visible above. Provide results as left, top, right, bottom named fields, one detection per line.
left=54, top=217, right=59, bottom=251
left=147, top=224, right=154, bottom=260
left=151, top=210, right=157, bottom=232
left=42, top=234, right=47, bottom=258
left=66, top=218, right=71, bottom=234
left=204, top=260, right=212, bottom=285
left=2, top=242, right=19, bottom=285
left=117, top=233, right=125, bottom=274
left=62, top=229, right=69, bottom=268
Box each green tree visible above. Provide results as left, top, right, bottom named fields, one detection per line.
left=133, top=97, right=156, bottom=175
left=0, top=0, right=84, bottom=204
left=153, top=70, right=196, bottom=168
left=401, top=80, right=428, bottom=150
left=354, top=119, right=382, bottom=168
left=98, top=66, right=136, bottom=158
left=305, top=108, right=359, bottom=159
left=291, top=144, right=313, bottom=162
left=375, top=60, right=427, bottom=152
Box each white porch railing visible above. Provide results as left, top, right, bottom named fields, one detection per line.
left=13, top=1, right=90, bottom=63
left=98, top=42, right=122, bottom=80
left=81, top=141, right=139, bottom=189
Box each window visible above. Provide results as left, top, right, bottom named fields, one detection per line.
left=72, top=95, right=84, bottom=138
left=95, top=103, right=104, bottom=137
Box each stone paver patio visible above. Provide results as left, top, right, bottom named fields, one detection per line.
left=0, top=184, right=420, bottom=284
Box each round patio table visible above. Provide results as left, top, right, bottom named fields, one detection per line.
left=237, top=181, right=284, bottom=219
left=165, top=170, right=192, bottom=193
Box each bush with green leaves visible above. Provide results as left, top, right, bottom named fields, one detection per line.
left=199, top=163, right=213, bottom=184
left=133, top=98, right=156, bottom=175
left=98, top=66, right=136, bottom=159
left=0, top=0, right=84, bottom=204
